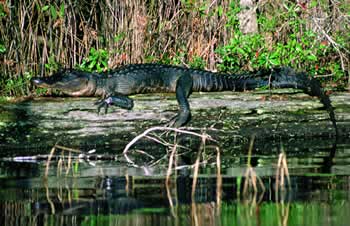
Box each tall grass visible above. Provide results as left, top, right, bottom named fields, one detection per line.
left=0, top=0, right=348, bottom=96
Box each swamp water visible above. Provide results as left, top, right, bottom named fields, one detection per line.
left=0, top=91, right=350, bottom=226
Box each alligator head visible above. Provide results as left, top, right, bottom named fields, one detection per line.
left=31, top=69, right=97, bottom=96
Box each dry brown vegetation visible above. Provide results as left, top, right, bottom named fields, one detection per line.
left=0, top=0, right=348, bottom=95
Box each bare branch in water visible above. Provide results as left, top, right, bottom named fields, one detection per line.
left=123, top=126, right=215, bottom=154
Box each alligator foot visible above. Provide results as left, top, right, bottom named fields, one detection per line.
left=95, top=98, right=111, bottom=114
left=165, top=115, right=178, bottom=127
left=94, top=95, right=134, bottom=114
left=165, top=110, right=191, bottom=127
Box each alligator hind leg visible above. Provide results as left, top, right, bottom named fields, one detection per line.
left=95, top=95, right=134, bottom=114
left=168, top=74, right=193, bottom=127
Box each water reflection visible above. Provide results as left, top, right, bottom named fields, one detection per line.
left=1, top=133, right=350, bottom=226
left=1, top=148, right=350, bottom=226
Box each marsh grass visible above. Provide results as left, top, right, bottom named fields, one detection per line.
left=0, top=0, right=348, bottom=95
left=44, top=126, right=292, bottom=207
left=39, top=126, right=301, bottom=226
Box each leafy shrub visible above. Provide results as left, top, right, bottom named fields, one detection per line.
left=216, top=1, right=348, bottom=83
left=78, top=48, right=109, bottom=73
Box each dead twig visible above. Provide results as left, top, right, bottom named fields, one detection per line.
left=312, top=17, right=349, bottom=71
left=242, top=135, right=265, bottom=196
left=45, top=144, right=83, bottom=178
left=216, top=146, right=222, bottom=214
left=275, top=150, right=291, bottom=195
left=54, top=144, right=82, bottom=153
left=166, top=144, right=178, bottom=184
left=191, top=132, right=208, bottom=200
left=45, top=146, right=56, bottom=178
left=123, top=126, right=215, bottom=167
left=123, top=126, right=214, bottom=154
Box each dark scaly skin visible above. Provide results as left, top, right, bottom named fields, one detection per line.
left=31, top=64, right=337, bottom=134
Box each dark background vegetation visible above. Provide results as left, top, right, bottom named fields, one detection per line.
left=0, top=0, right=349, bottom=96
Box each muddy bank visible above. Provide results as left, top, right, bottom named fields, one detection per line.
left=0, top=90, right=349, bottom=154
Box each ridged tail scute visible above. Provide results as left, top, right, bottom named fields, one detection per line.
left=193, top=67, right=338, bottom=136
left=191, top=69, right=271, bottom=92
left=271, top=67, right=338, bottom=136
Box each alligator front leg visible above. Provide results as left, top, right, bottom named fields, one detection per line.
left=169, top=74, right=193, bottom=127
left=95, top=94, right=134, bottom=114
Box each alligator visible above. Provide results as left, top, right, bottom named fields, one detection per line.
left=31, top=63, right=337, bottom=134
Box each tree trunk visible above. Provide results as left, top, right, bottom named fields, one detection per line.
left=238, top=0, right=258, bottom=34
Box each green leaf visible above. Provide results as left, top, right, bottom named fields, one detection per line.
left=307, top=54, right=317, bottom=61
left=199, top=6, right=207, bottom=16
left=50, top=5, right=57, bottom=20
left=0, top=44, right=6, bottom=54
left=88, top=61, right=96, bottom=69
left=269, top=58, right=280, bottom=65
left=295, top=44, right=302, bottom=52
left=74, top=161, right=79, bottom=173
left=0, top=4, right=7, bottom=18
left=270, top=51, right=280, bottom=58
left=114, top=33, right=125, bottom=43
left=97, top=64, right=101, bottom=72
left=88, top=55, right=97, bottom=61
left=42, top=5, right=49, bottom=12
left=310, top=0, right=318, bottom=8
left=24, top=72, right=32, bottom=81
left=90, top=47, right=96, bottom=54
left=217, top=6, right=223, bottom=17
left=236, top=47, right=245, bottom=54
left=59, top=3, right=65, bottom=18
left=100, top=49, right=108, bottom=57
left=80, top=61, right=86, bottom=68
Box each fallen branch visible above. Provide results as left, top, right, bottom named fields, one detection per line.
left=123, top=126, right=215, bottom=154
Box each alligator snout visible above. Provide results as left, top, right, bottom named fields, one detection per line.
left=31, top=77, right=54, bottom=88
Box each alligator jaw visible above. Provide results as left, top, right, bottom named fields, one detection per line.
left=31, top=78, right=52, bottom=88
left=31, top=76, right=97, bottom=96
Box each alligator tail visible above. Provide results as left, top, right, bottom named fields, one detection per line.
left=302, top=75, right=338, bottom=137
left=192, top=67, right=337, bottom=136
left=271, top=67, right=338, bottom=136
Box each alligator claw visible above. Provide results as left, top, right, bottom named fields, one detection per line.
left=104, top=104, right=108, bottom=114
left=95, top=99, right=110, bottom=115
left=165, top=114, right=178, bottom=127
left=165, top=112, right=191, bottom=128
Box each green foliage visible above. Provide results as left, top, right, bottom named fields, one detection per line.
left=225, top=1, right=241, bottom=30
left=217, top=1, right=347, bottom=82
left=0, top=4, right=7, bottom=19
left=45, top=55, right=60, bottom=72
left=113, top=33, right=125, bottom=43
left=0, top=0, right=348, bottom=97
left=78, top=48, right=109, bottom=73
left=2, top=72, right=32, bottom=96
left=189, top=56, right=206, bottom=69
left=0, top=5, right=6, bottom=54
left=217, top=33, right=263, bottom=72
left=41, top=3, right=65, bottom=19
left=156, top=50, right=206, bottom=70
left=180, top=0, right=207, bottom=16
left=0, top=42, right=6, bottom=54
left=34, top=87, right=48, bottom=96
left=160, top=50, right=186, bottom=66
